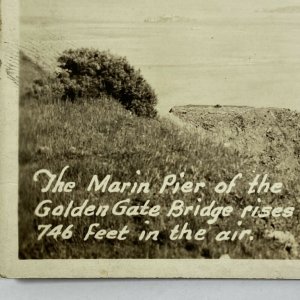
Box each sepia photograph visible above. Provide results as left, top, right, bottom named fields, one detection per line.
left=1, top=0, right=300, bottom=278
left=18, top=0, right=300, bottom=261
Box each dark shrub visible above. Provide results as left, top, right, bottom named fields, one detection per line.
left=55, top=48, right=158, bottom=118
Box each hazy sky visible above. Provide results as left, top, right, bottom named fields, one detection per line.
left=21, top=0, right=300, bottom=22
left=20, top=0, right=300, bottom=111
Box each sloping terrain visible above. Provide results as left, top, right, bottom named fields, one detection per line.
left=171, top=105, right=300, bottom=176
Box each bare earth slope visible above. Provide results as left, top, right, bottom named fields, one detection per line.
left=170, top=105, right=300, bottom=175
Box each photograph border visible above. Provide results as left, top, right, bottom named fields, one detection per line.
left=1, top=0, right=300, bottom=278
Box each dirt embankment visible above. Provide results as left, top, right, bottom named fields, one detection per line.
left=170, top=105, right=300, bottom=174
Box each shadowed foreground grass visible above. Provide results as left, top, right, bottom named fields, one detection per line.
left=19, top=97, right=300, bottom=259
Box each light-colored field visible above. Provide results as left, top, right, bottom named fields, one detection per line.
left=171, top=104, right=300, bottom=174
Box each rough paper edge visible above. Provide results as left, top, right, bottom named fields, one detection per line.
left=1, top=0, right=300, bottom=279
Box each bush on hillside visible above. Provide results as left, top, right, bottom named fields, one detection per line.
left=53, top=48, right=158, bottom=118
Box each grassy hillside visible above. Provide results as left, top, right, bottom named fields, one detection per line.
left=19, top=53, right=300, bottom=259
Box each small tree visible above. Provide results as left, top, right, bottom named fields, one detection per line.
left=56, top=48, right=158, bottom=118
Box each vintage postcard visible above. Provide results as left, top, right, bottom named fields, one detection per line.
left=1, top=0, right=300, bottom=278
